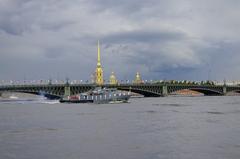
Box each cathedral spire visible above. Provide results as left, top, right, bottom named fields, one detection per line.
left=97, top=40, right=101, bottom=67
left=95, top=40, right=104, bottom=85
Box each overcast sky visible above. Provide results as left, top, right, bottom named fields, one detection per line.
left=0, top=0, right=240, bottom=81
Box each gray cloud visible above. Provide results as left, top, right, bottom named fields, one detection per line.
left=0, top=0, right=240, bottom=81
left=102, top=29, right=186, bottom=43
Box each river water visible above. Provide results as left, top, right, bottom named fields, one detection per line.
left=0, top=96, right=240, bottom=159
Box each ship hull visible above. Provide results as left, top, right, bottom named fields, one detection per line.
left=59, top=96, right=130, bottom=104
left=59, top=99, right=93, bottom=103
left=59, top=95, right=130, bottom=104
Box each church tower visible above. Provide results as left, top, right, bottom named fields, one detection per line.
left=95, top=41, right=104, bottom=85
left=134, top=72, right=142, bottom=84
left=109, top=72, right=118, bottom=85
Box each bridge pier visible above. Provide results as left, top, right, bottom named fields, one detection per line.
left=64, top=85, right=71, bottom=97
left=162, top=85, right=168, bottom=97
left=223, top=86, right=227, bottom=95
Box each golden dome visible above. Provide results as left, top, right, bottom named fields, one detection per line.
left=134, top=72, right=142, bottom=84
left=109, top=72, right=117, bottom=85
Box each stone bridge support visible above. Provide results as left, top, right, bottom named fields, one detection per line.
left=223, top=85, right=227, bottom=95
left=64, top=85, right=71, bottom=97
left=162, top=85, right=168, bottom=96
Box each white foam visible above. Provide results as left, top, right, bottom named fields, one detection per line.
left=9, top=95, right=19, bottom=99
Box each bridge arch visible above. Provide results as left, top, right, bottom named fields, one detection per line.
left=116, top=87, right=161, bottom=97
left=21, top=90, right=61, bottom=99
left=169, top=88, right=223, bottom=96
left=225, top=90, right=240, bottom=95
left=228, top=90, right=240, bottom=93
left=0, top=90, right=61, bottom=99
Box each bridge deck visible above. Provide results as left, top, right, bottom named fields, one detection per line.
left=1, top=84, right=240, bottom=98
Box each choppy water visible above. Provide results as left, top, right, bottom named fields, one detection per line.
left=0, top=96, right=240, bottom=159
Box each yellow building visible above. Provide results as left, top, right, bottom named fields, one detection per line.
left=95, top=41, right=104, bottom=85
left=109, top=72, right=118, bottom=85
left=134, top=72, right=142, bottom=84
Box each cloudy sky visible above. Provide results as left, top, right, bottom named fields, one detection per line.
left=0, top=0, right=240, bottom=82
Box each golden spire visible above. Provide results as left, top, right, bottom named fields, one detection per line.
left=95, top=40, right=104, bottom=85
left=97, top=40, right=101, bottom=67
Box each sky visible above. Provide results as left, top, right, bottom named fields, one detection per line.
left=0, top=0, right=240, bottom=82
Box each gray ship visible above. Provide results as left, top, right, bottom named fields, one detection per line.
left=60, top=87, right=131, bottom=104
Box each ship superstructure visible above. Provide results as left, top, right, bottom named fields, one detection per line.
left=60, top=87, right=131, bottom=104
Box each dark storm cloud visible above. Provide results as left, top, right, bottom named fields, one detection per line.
left=0, top=0, right=38, bottom=35
left=0, top=0, right=78, bottom=35
left=87, top=0, right=170, bottom=14
left=0, top=0, right=240, bottom=81
left=100, top=28, right=202, bottom=80
left=102, top=29, right=186, bottom=44
left=44, top=48, right=66, bottom=59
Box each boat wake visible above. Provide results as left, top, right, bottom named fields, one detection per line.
left=0, top=98, right=59, bottom=104
left=39, top=100, right=59, bottom=104
left=9, top=95, right=19, bottom=99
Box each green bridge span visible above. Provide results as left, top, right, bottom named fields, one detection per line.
left=0, top=83, right=240, bottom=99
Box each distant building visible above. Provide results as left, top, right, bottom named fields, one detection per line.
left=134, top=72, right=143, bottom=84
left=92, top=41, right=146, bottom=85
left=95, top=41, right=104, bottom=85
left=109, top=72, right=118, bottom=85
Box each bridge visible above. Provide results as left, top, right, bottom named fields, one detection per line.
left=1, top=83, right=240, bottom=99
